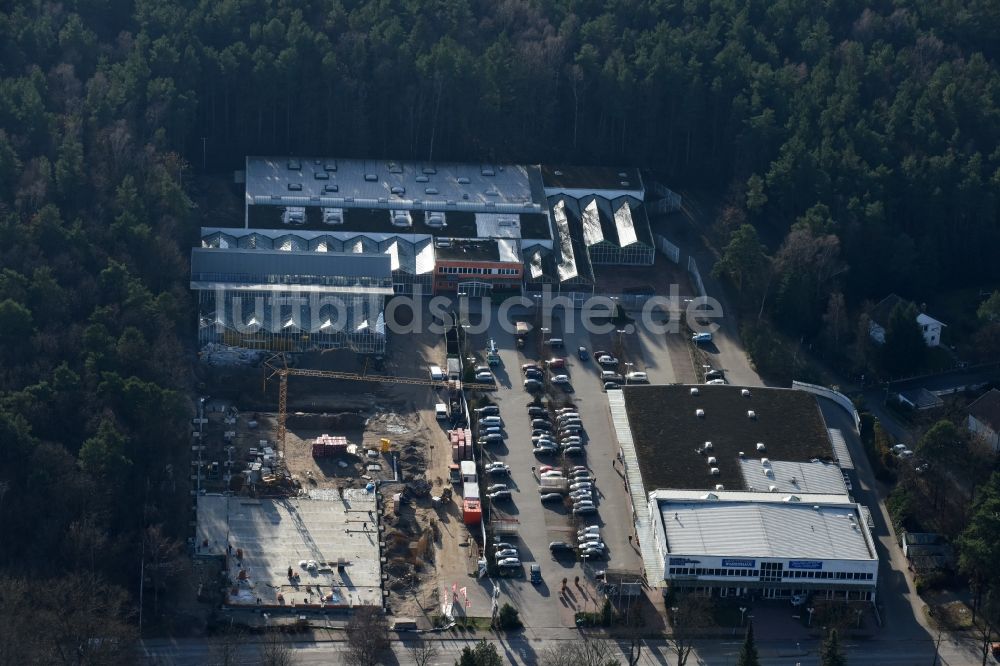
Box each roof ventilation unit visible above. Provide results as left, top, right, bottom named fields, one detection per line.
left=715, top=484, right=725, bottom=491
left=364, top=173, right=377, bottom=182
left=618, top=171, right=628, bottom=178
left=764, top=468, right=774, bottom=478
left=322, top=208, right=343, bottom=225
left=707, top=456, right=717, bottom=465
left=761, top=458, right=770, bottom=466
left=702, top=492, right=718, bottom=500
left=287, top=183, right=302, bottom=191
left=416, top=175, right=429, bottom=183
left=784, top=495, right=800, bottom=502
left=390, top=210, right=412, bottom=227
left=324, top=161, right=337, bottom=172
left=747, top=410, right=756, bottom=419
left=391, top=186, right=405, bottom=195
left=695, top=409, right=705, bottom=418
left=323, top=184, right=339, bottom=193
left=756, top=442, right=766, bottom=452
left=314, top=171, right=329, bottom=180
left=457, top=176, right=471, bottom=184
left=426, top=212, right=446, bottom=228
left=768, top=485, right=778, bottom=492
left=690, top=387, right=699, bottom=396
left=738, top=451, right=745, bottom=458
left=742, top=389, right=751, bottom=397
left=287, top=159, right=301, bottom=170
left=704, top=441, right=713, bottom=450
left=709, top=467, right=720, bottom=476
left=813, top=505, right=821, bottom=511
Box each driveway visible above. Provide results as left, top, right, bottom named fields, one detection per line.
left=817, top=397, right=934, bottom=640
left=459, top=306, right=642, bottom=629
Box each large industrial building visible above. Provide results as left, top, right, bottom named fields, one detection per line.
left=192, top=246, right=392, bottom=353
left=609, top=384, right=879, bottom=603
left=191, top=156, right=669, bottom=352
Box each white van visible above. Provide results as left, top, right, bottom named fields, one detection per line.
left=546, top=338, right=564, bottom=348
left=435, top=403, right=448, bottom=420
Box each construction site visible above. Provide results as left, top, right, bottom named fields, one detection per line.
left=192, top=310, right=494, bottom=619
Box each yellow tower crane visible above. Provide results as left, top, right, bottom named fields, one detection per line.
left=262, top=353, right=493, bottom=452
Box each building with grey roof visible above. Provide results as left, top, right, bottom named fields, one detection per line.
left=607, top=385, right=878, bottom=601
left=575, top=196, right=655, bottom=265
left=541, top=165, right=644, bottom=200
left=546, top=197, right=595, bottom=298
left=191, top=247, right=392, bottom=353
left=651, top=490, right=878, bottom=602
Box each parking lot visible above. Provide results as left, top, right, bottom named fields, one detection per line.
left=463, top=304, right=665, bottom=629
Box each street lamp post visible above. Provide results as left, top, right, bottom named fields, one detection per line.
left=806, top=606, right=815, bottom=627
left=739, top=606, right=747, bottom=626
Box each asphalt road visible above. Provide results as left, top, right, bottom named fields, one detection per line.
left=817, top=398, right=934, bottom=640
left=458, top=306, right=644, bottom=630
left=140, top=632, right=985, bottom=665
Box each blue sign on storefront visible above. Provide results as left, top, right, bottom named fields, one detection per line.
left=721, top=558, right=755, bottom=568
left=788, top=560, right=823, bottom=570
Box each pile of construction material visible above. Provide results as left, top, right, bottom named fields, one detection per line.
left=311, top=434, right=348, bottom=458
left=449, top=428, right=474, bottom=463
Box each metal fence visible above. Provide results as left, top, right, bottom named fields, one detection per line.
left=687, top=256, right=706, bottom=297
left=792, top=380, right=861, bottom=433
left=654, top=234, right=680, bottom=264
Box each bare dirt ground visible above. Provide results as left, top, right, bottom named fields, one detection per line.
left=197, top=302, right=484, bottom=625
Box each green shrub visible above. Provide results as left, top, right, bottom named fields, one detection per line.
left=497, top=602, right=522, bottom=630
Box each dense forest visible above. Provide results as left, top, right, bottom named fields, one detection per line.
left=0, top=0, right=998, bottom=656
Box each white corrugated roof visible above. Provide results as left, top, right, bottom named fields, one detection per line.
left=609, top=390, right=666, bottom=584
left=551, top=199, right=579, bottom=281
left=475, top=213, right=522, bottom=239
left=496, top=238, right=521, bottom=263
left=614, top=199, right=638, bottom=247
left=414, top=238, right=435, bottom=276
left=738, top=459, right=848, bottom=495
left=655, top=490, right=874, bottom=560
left=580, top=198, right=605, bottom=247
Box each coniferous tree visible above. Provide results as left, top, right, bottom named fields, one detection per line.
left=821, top=628, right=846, bottom=666
left=736, top=621, right=761, bottom=666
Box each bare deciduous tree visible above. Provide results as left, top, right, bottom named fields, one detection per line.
left=540, top=636, right=620, bottom=665
left=407, top=638, right=438, bottom=666
left=666, top=594, right=713, bottom=666
left=260, top=631, right=296, bottom=666
left=345, top=605, right=390, bottom=666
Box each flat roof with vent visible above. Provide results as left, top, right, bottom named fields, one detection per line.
left=246, top=157, right=547, bottom=217
left=434, top=239, right=521, bottom=263
left=541, top=164, right=643, bottom=196
left=738, top=459, right=847, bottom=495
left=618, top=384, right=832, bottom=492
left=652, top=489, right=876, bottom=561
